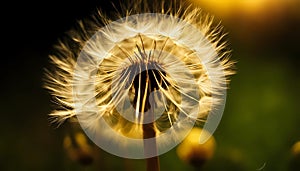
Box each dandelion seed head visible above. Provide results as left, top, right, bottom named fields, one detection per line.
left=44, top=0, right=235, bottom=158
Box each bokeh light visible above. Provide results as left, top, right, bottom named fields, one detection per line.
left=190, top=0, right=297, bottom=17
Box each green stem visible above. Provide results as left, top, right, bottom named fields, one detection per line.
left=143, top=122, right=160, bottom=171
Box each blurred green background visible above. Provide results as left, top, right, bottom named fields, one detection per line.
left=1, top=0, right=300, bottom=170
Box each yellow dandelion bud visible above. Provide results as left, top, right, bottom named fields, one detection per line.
left=176, top=127, right=216, bottom=167
left=289, top=141, right=300, bottom=170
left=63, top=132, right=94, bottom=166
left=291, top=141, right=300, bottom=157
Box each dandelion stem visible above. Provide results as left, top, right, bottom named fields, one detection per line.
left=143, top=122, right=160, bottom=171
left=134, top=69, right=161, bottom=171
left=142, top=73, right=160, bottom=171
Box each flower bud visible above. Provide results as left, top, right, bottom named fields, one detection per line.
left=176, top=127, right=216, bottom=168
left=63, top=132, right=94, bottom=166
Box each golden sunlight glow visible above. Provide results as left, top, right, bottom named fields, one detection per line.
left=190, top=0, right=266, bottom=11
left=190, top=0, right=294, bottom=17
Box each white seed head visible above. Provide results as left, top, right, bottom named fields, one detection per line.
left=44, top=0, right=235, bottom=158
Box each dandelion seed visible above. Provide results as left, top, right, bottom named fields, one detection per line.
left=44, top=0, right=235, bottom=162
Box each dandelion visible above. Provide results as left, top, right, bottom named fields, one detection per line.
left=176, top=127, right=216, bottom=168
left=289, top=141, right=300, bottom=169
left=44, top=0, right=234, bottom=170
left=63, top=132, right=94, bottom=166
left=292, top=141, right=300, bottom=157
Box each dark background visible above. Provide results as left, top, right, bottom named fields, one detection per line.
left=1, top=0, right=300, bottom=170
